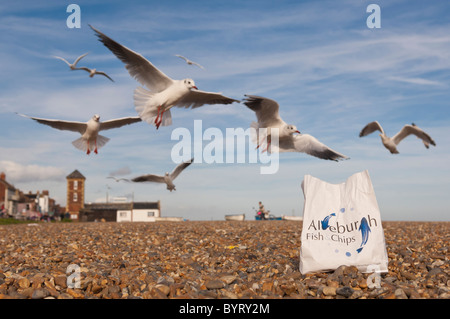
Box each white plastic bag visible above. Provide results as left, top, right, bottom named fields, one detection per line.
left=299, top=170, right=388, bottom=274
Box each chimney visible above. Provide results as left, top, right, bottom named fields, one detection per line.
left=0, top=172, right=5, bottom=180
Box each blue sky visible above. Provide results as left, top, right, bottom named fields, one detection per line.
left=1, top=0, right=449, bottom=221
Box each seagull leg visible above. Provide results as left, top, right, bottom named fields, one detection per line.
left=94, top=140, right=98, bottom=154
left=154, top=106, right=162, bottom=129
left=256, top=134, right=265, bottom=150
left=156, top=109, right=165, bottom=129
left=262, top=135, right=271, bottom=153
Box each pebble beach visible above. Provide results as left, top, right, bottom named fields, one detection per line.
left=0, top=220, right=448, bottom=300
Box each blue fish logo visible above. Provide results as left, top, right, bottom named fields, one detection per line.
left=357, top=217, right=371, bottom=253
left=321, top=213, right=336, bottom=230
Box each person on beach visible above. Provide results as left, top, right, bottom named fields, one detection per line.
left=258, top=201, right=268, bottom=220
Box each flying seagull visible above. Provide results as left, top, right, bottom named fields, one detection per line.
left=175, top=54, right=205, bottom=69
left=359, top=121, right=436, bottom=154
left=107, top=176, right=130, bottom=182
left=17, top=113, right=142, bottom=155
left=53, top=53, right=88, bottom=70
left=130, top=159, right=194, bottom=192
left=243, top=95, right=348, bottom=161
left=77, top=66, right=114, bottom=82
left=89, top=25, right=239, bottom=129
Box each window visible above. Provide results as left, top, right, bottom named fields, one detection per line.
left=120, top=212, right=128, bottom=218
left=73, top=193, right=78, bottom=202
left=147, top=211, right=154, bottom=217
left=73, top=181, right=78, bottom=190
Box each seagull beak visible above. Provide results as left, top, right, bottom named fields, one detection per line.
left=295, top=130, right=301, bottom=134
left=192, top=86, right=198, bottom=90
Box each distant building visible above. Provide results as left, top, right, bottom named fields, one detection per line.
left=0, top=172, right=20, bottom=218
left=0, top=172, right=61, bottom=220
left=79, top=201, right=161, bottom=222
left=66, top=170, right=86, bottom=221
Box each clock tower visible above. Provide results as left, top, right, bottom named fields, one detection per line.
left=66, top=170, right=85, bottom=221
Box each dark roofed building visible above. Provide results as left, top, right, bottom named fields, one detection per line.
left=66, top=170, right=85, bottom=180
left=79, top=201, right=161, bottom=222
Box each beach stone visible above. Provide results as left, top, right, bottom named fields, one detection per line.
left=18, top=278, right=30, bottom=289
left=31, top=288, right=49, bottom=299
left=336, top=286, right=354, bottom=298
left=401, top=271, right=416, bottom=281
left=221, top=290, right=238, bottom=299
left=394, top=288, right=408, bottom=299
left=220, top=275, right=236, bottom=285
left=349, top=289, right=364, bottom=299
left=326, top=279, right=340, bottom=288
left=322, top=286, right=336, bottom=296
left=150, top=286, right=168, bottom=299
left=261, top=281, right=273, bottom=293
left=66, top=288, right=84, bottom=299
left=280, top=284, right=296, bottom=296
left=427, top=268, right=442, bottom=278
left=205, top=279, right=224, bottom=289
left=155, top=284, right=170, bottom=296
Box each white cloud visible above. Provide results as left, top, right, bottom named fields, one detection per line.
left=387, top=76, right=445, bottom=87
left=0, top=160, right=65, bottom=183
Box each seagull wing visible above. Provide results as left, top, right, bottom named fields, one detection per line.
left=392, top=124, right=436, bottom=147
left=175, top=54, right=189, bottom=62
left=90, top=25, right=174, bottom=92
left=73, top=52, right=89, bottom=67
left=53, top=56, right=71, bottom=67
left=99, top=116, right=142, bottom=131
left=95, top=71, right=115, bottom=82
left=243, top=95, right=284, bottom=127
left=77, top=67, right=92, bottom=73
left=359, top=121, right=384, bottom=137
left=175, top=90, right=239, bottom=109
left=278, top=134, right=348, bottom=161
left=131, top=174, right=165, bottom=183
left=191, top=61, right=204, bottom=69
left=17, top=113, right=86, bottom=134
left=169, top=158, right=193, bottom=180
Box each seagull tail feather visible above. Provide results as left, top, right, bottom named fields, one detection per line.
left=96, top=134, right=110, bottom=150
left=72, top=137, right=88, bottom=152
left=160, top=109, right=172, bottom=127
left=134, top=86, right=159, bottom=124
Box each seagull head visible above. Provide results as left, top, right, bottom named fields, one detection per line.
left=93, top=114, right=100, bottom=122
left=184, top=78, right=198, bottom=90
left=286, top=125, right=301, bottom=135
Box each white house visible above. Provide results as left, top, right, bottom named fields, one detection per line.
left=117, top=202, right=160, bottom=222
